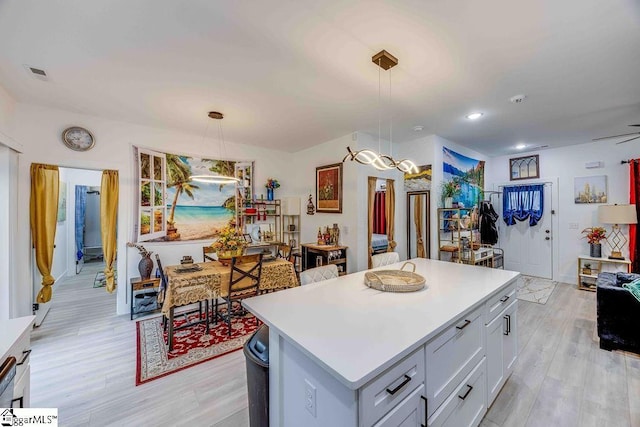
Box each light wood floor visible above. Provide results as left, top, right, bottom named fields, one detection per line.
left=30, top=266, right=639, bottom=427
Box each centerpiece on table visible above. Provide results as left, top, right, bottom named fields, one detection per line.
left=265, top=178, right=280, bottom=201
left=211, top=226, right=248, bottom=265
left=581, top=226, right=607, bottom=258
left=441, top=178, right=461, bottom=208
left=127, top=242, right=154, bottom=280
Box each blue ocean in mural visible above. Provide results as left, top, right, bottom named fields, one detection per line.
left=167, top=205, right=233, bottom=223
left=442, top=147, right=485, bottom=208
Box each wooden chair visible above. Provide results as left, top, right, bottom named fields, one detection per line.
left=155, top=254, right=208, bottom=351
left=214, top=253, right=264, bottom=336
left=203, top=246, right=216, bottom=262
left=277, top=244, right=292, bottom=261
left=299, top=264, right=339, bottom=285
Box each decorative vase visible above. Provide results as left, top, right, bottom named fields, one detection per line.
left=267, top=188, right=274, bottom=201
left=217, top=248, right=243, bottom=266
left=590, top=243, right=602, bottom=258
left=138, top=255, right=154, bottom=280
left=444, top=197, right=453, bottom=208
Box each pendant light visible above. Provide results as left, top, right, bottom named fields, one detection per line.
left=343, top=50, right=418, bottom=174
left=190, top=111, right=240, bottom=184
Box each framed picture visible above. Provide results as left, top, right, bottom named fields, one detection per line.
left=509, top=155, right=539, bottom=181
left=316, top=163, right=343, bottom=213
left=242, top=233, right=252, bottom=243
left=574, top=175, right=607, bottom=204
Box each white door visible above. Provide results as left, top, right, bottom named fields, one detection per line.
left=498, top=184, right=553, bottom=279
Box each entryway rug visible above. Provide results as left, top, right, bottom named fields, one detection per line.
left=136, top=310, right=258, bottom=385
left=517, top=275, right=558, bottom=305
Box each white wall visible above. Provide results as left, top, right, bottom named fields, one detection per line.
left=486, top=140, right=638, bottom=283
left=0, top=144, right=19, bottom=319
left=11, top=103, right=294, bottom=316
left=0, top=84, right=21, bottom=151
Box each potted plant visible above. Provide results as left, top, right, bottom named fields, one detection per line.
left=581, top=226, right=607, bottom=258
left=211, top=226, right=248, bottom=265
left=441, top=178, right=462, bottom=208
left=265, top=178, right=280, bottom=201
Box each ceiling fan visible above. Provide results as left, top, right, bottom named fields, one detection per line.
left=593, top=124, right=640, bottom=144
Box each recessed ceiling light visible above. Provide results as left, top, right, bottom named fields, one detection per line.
left=465, top=112, right=483, bottom=120
left=413, top=125, right=424, bottom=132
left=515, top=143, right=527, bottom=150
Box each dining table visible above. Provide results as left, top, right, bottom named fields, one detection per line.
left=159, top=258, right=298, bottom=350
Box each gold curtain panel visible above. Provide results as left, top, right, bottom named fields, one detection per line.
left=101, top=170, right=119, bottom=293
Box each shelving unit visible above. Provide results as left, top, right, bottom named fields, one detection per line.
left=301, top=243, right=348, bottom=276
left=577, top=255, right=631, bottom=291
left=239, top=199, right=282, bottom=243
left=130, top=277, right=161, bottom=320
left=438, top=208, right=494, bottom=266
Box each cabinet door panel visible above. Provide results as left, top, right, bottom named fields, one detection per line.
left=485, top=310, right=505, bottom=406
left=373, top=384, right=425, bottom=427
left=503, top=303, right=518, bottom=373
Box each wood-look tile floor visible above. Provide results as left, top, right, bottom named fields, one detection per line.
left=30, top=265, right=639, bottom=427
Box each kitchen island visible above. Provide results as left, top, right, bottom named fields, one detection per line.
left=243, top=258, right=520, bottom=427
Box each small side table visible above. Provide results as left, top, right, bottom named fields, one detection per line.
left=577, top=255, right=631, bottom=292
left=130, top=277, right=161, bottom=320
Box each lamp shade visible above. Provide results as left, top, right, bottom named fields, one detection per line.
left=282, top=197, right=301, bottom=216
left=598, top=204, right=638, bottom=225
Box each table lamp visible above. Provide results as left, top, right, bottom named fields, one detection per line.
left=597, top=204, right=638, bottom=260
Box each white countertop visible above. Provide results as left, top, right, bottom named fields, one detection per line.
left=243, top=258, right=519, bottom=389
left=0, top=316, right=35, bottom=358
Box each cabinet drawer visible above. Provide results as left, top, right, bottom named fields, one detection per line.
left=425, top=305, right=483, bottom=417
left=485, top=280, right=517, bottom=324
left=428, top=358, right=486, bottom=427
left=360, top=346, right=425, bottom=427
left=373, top=383, right=425, bottom=427
left=12, top=364, right=29, bottom=408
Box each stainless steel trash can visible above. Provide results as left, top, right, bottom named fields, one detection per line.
left=243, top=324, right=269, bottom=427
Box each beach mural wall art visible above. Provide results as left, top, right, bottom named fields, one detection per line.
left=442, top=147, right=485, bottom=208
left=136, top=146, right=239, bottom=242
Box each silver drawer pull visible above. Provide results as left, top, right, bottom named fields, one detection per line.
left=386, top=374, right=411, bottom=395
left=458, top=384, right=473, bottom=400
left=455, top=319, right=471, bottom=330
left=500, top=295, right=510, bottom=303
left=16, top=349, right=31, bottom=366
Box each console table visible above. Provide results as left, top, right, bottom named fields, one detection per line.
left=577, top=255, right=631, bottom=291
left=301, top=243, right=348, bottom=275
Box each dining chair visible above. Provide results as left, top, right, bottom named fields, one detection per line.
left=155, top=254, right=208, bottom=350
left=203, top=246, right=216, bottom=262
left=277, top=244, right=292, bottom=262
left=371, top=252, right=400, bottom=268
left=299, top=264, right=339, bottom=285
left=214, top=253, right=264, bottom=336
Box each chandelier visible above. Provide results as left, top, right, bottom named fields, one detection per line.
left=190, top=111, right=240, bottom=184
left=343, top=50, right=418, bottom=174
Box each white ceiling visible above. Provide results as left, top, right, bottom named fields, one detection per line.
left=0, top=0, right=639, bottom=156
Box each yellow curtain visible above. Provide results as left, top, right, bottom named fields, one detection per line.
left=101, top=170, right=119, bottom=293
left=367, top=177, right=376, bottom=268
left=414, top=194, right=426, bottom=258
left=385, top=179, right=396, bottom=251
left=30, top=164, right=60, bottom=303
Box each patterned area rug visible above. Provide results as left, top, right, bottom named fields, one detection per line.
left=517, top=275, right=558, bottom=305
left=136, top=310, right=258, bottom=385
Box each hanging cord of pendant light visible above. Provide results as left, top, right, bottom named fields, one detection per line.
left=190, top=111, right=240, bottom=184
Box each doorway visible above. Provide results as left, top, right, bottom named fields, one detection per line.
left=497, top=183, right=553, bottom=279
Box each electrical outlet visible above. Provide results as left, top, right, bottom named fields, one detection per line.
left=304, top=379, right=317, bottom=417
left=569, top=222, right=579, bottom=230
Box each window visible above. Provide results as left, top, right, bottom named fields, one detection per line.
left=137, top=148, right=167, bottom=242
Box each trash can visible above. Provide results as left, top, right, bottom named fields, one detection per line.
left=244, top=324, right=270, bottom=427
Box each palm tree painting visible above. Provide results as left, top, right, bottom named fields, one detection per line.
left=163, top=154, right=237, bottom=241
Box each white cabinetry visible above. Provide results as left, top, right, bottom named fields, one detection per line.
left=484, top=282, right=518, bottom=407
left=0, top=316, right=34, bottom=408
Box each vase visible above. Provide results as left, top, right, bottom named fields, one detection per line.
left=444, top=197, right=453, bottom=208
left=217, top=248, right=243, bottom=266
left=267, top=188, right=274, bottom=201
left=138, top=255, right=154, bottom=280
left=590, top=243, right=602, bottom=258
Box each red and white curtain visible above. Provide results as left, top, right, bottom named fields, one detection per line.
left=630, top=159, right=640, bottom=273
left=373, top=191, right=386, bottom=234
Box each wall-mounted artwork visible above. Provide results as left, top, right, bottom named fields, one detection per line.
left=442, top=147, right=484, bottom=208
left=404, top=164, right=432, bottom=191
left=135, top=146, right=245, bottom=242
left=509, top=155, right=540, bottom=180
left=316, top=163, right=342, bottom=213
left=574, top=175, right=607, bottom=204
left=57, top=181, right=67, bottom=222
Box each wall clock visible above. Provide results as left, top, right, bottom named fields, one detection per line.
left=61, top=126, right=95, bottom=151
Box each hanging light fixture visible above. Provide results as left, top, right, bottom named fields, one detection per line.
left=343, top=50, right=419, bottom=174
left=190, top=111, right=241, bottom=184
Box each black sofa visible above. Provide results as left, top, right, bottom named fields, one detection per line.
left=596, top=271, right=640, bottom=354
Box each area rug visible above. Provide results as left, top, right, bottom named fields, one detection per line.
left=517, top=275, right=557, bottom=305
left=93, top=270, right=117, bottom=288
left=136, top=310, right=258, bottom=385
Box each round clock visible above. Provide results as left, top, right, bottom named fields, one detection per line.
left=62, top=126, right=95, bottom=151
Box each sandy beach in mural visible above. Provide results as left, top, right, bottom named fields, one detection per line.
left=169, top=206, right=234, bottom=241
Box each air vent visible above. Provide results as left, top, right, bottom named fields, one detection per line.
left=23, top=64, right=49, bottom=81
left=509, top=94, right=527, bottom=104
